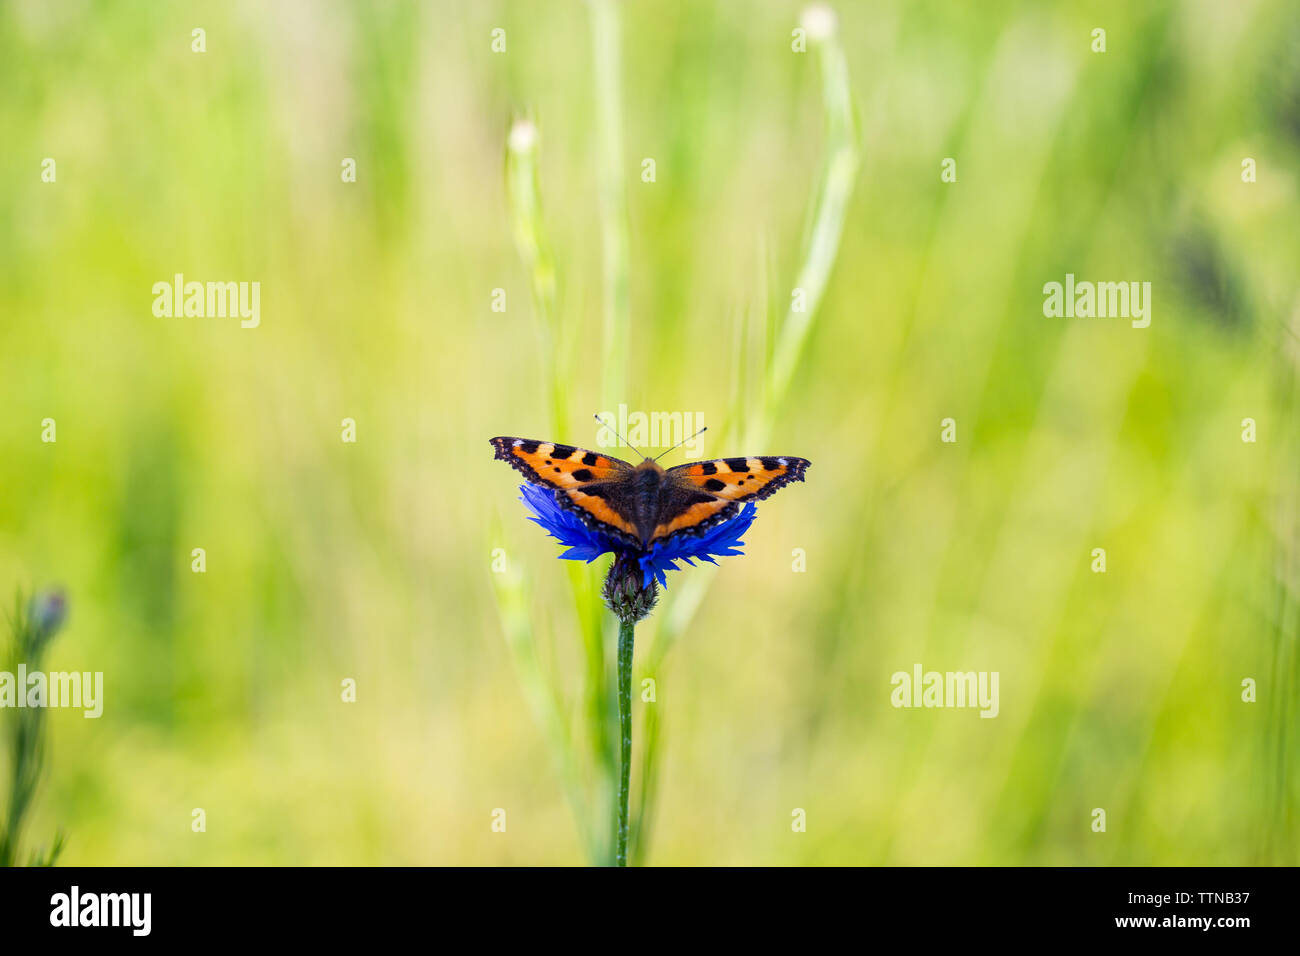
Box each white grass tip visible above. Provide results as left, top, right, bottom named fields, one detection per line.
left=800, top=4, right=838, bottom=41
left=508, top=119, right=538, bottom=153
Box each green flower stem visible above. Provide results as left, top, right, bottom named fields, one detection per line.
left=488, top=554, right=597, bottom=860
left=505, top=119, right=612, bottom=863
left=505, top=118, right=568, bottom=436
left=1, top=592, right=63, bottom=868
left=759, top=10, right=860, bottom=445
left=0, top=707, right=39, bottom=867
left=588, top=0, right=630, bottom=413
left=615, top=616, right=635, bottom=866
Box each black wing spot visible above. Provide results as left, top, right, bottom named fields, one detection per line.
left=572, top=468, right=593, bottom=482
left=760, top=457, right=781, bottom=471
left=519, top=441, right=540, bottom=455
left=582, top=452, right=599, bottom=466
left=699, top=461, right=718, bottom=475
left=705, top=478, right=726, bottom=492
left=550, top=444, right=576, bottom=460
left=724, top=457, right=750, bottom=473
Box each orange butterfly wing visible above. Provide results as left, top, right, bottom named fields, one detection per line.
left=666, top=456, right=810, bottom=503
left=490, top=437, right=641, bottom=543
left=649, top=496, right=739, bottom=542
left=490, top=437, right=632, bottom=489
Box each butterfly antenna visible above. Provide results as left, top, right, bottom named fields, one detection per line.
left=652, top=425, right=708, bottom=463
left=594, top=414, right=645, bottom=458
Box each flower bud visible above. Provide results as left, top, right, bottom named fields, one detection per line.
left=28, top=589, right=68, bottom=650
left=602, top=552, right=658, bottom=625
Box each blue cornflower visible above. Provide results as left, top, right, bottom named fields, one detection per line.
left=518, top=482, right=758, bottom=592
left=27, top=588, right=68, bottom=653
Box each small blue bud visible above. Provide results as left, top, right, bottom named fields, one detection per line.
left=29, top=589, right=68, bottom=642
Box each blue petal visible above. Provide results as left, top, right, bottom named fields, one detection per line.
left=517, top=484, right=760, bottom=588
left=518, top=483, right=620, bottom=559
left=635, top=502, right=758, bottom=590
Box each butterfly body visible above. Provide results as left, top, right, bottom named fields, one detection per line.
left=490, top=436, right=810, bottom=550
left=623, top=459, right=671, bottom=543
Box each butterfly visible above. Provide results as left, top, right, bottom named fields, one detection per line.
left=490, top=429, right=810, bottom=550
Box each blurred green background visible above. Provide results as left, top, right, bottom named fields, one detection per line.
left=2, top=0, right=1298, bottom=865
